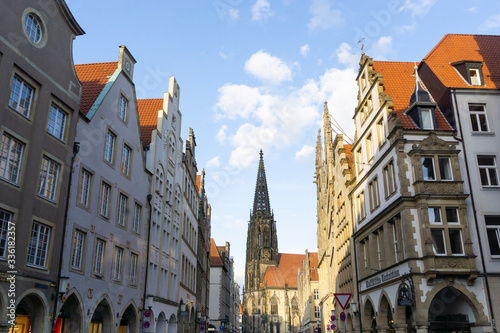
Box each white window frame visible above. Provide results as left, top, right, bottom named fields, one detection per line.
left=27, top=222, right=51, bottom=268
left=421, top=109, right=434, bottom=130
left=0, top=210, right=13, bottom=259
left=118, top=95, right=128, bottom=121
left=24, top=13, right=42, bottom=44
left=117, top=194, right=127, bottom=227
left=486, top=216, right=500, bottom=257
left=79, top=169, right=92, bottom=207
left=469, top=68, right=481, bottom=86
left=104, top=131, right=116, bottom=164
left=383, top=160, right=396, bottom=197
left=121, top=145, right=131, bottom=176
left=46, top=104, right=67, bottom=141
left=478, top=156, right=499, bottom=187
left=71, top=230, right=85, bottom=270
left=129, top=253, right=138, bottom=284
left=9, top=75, right=34, bottom=117
left=100, top=182, right=111, bottom=218
left=469, top=104, right=489, bottom=132
left=377, top=118, right=385, bottom=147
left=38, top=156, right=60, bottom=201
left=438, top=157, right=453, bottom=181
left=0, top=133, right=25, bottom=184
left=133, top=203, right=141, bottom=234
left=93, top=239, right=105, bottom=275
left=112, top=247, right=123, bottom=281
left=421, top=156, right=436, bottom=181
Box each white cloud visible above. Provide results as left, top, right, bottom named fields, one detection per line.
left=244, top=50, right=293, bottom=85
left=401, top=0, right=437, bottom=17
left=300, top=44, right=310, bottom=57
left=308, top=0, right=342, bottom=30
left=206, top=156, right=221, bottom=168
left=399, top=23, right=416, bottom=33
left=215, top=66, right=357, bottom=169
left=252, top=0, right=273, bottom=22
left=368, top=36, right=393, bottom=60
left=336, top=42, right=359, bottom=68
left=467, top=7, right=477, bottom=13
left=227, top=8, right=239, bottom=21
left=218, top=47, right=233, bottom=60
left=216, top=125, right=228, bottom=144
left=295, top=145, right=314, bottom=161
left=480, top=14, right=500, bottom=30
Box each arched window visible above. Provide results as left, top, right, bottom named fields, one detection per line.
left=271, top=297, right=278, bottom=315
left=155, top=165, right=164, bottom=196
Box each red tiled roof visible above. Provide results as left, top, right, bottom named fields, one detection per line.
left=308, top=252, right=319, bottom=282
left=75, top=62, right=118, bottom=116
left=262, top=253, right=305, bottom=288
left=372, top=61, right=451, bottom=131
left=210, top=238, right=223, bottom=266
left=422, top=34, right=500, bottom=89
left=197, top=175, right=202, bottom=194
left=137, top=98, right=163, bottom=146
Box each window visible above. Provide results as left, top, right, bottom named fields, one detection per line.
left=133, top=204, right=141, bottom=234
left=314, top=289, right=319, bottom=300
left=47, top=104, right=67, bottom=141
left=118, top=95, right=128, bottom=121
left=376, top=232, right=382, bottom=269
left=366, top=134, right=374, bottom=161
left=421, top=157, right=435, bottom=180
left=71, top=230, right=85, bottom=270
left=38, top=156, right=60, bottom=201
left=24, top=13, right=42, bottom=44
left=0, top=133, right=24, bottom=184
left=27, top=222, right=51, bottom=268
left=478, top=156, right=499, bottom=187
left=271, top=300, right=278, bottom=315
left=155, top=166, right=164, bottom=196
left=438, top=157, right=453, bottom=181
left=112, top=247, right=123, bottom=281
left=104, top=131, right=116, bottom=164
left=79, top=169, right=92, bottom=207
left=469, top=68, right=481, bottom=86
left=129, top=253, right=138, bottom=284
left=377, top=118, right=385, bottom=147
left=357, top=191, right=366, bottom=221
left=9, top=76, right=34, bottom=117
left=121, top=145, right=131, bottom=176
left=93, top=239, right=105, bottom=275
left=421, top=109, right=434, bottom=130
left=357, top=147, right=364, bottom=173
left=314, top=306, right=320, bottom=318
left=486, top=216, right=500, bottom=256
left=469, top=104, right=489, bottom=132
left=368, top=178, right=380, bottom=211
left=117, top=194, right=128, bottom=227
left=100, top=182, right=111, bottom=218
left=383, top=160, right=396, bottom=197
left=0, top=210, right=13, bottom=259
left=428, top=207, right=464, bottom=255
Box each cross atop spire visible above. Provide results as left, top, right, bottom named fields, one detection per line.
left=252, top=150, right=272, bottom=217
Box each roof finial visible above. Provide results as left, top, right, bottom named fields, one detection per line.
left=260, top=149, right=263, bottom=159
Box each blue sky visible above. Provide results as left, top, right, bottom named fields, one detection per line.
left=66, top=0, right=500, bottom=288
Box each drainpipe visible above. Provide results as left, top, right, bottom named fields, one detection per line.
left=352, top=240, right=363, bottom=333
left=51, top=141, right=79, bottom=333
left=141, top=194, right=153, bottom=332
left=451, top=89, right=496, bottom=333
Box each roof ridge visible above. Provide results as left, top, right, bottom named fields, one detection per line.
left=75, top=61, right=118, bottom=67
left=138, top=98, right=163, bottom=102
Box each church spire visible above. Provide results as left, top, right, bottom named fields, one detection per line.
left=252, top=150, right=272, bottom=218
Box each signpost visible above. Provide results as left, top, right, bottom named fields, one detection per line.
left=334, top=293, right=352, bottom=333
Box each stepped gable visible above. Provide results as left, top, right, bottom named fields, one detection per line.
left=75, top=61, right=118, bottom=116
left=261, top=253, right=306, bottom=288
left=137, top=98, right=163, bottom=146
left=372, top=61, right=451, bottom=131
left=308, top=252, right=319, bottom=282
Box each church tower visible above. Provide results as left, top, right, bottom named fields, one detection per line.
left=245, top=150, right=279, bottom=292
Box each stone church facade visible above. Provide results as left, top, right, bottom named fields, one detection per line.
left=242, top=151, right=304, bottom=333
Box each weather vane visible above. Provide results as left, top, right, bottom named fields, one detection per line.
left=358, top=37, right=365, bottom=52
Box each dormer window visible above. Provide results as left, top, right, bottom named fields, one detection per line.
left=470, top=68, right=481, bottom=86
left=421, top=109, right=434, bottom=130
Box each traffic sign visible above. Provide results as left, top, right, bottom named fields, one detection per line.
left=340, top=312, right=346, bottom=322
left=144, top=310, right=151, bottom=317
left=330, top=315, right=336, bottom=322
left=331, top=323, right=336, bottom=330
left=334, top=293, right=352, bottom=310
left=143, top=321, right=150, bottom=328
left=327, top=324, right=331, bottom=331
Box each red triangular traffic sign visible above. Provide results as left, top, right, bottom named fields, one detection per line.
left=334, top=293, right=352, bottom=310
